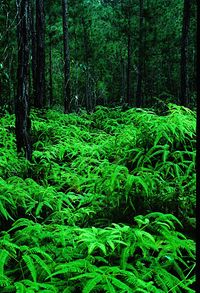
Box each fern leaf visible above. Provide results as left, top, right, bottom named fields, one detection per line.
left=15, top=282, right=26, bottom=293
left=111, top=277, right=132, bottom=292
left=106, top=279, right=116, bottom=293
left=31, top=254, right=51, bottom=277
left=0, top=201, right=13, bottom=220
left=0, top=249, right=9, bottom=279
left=22, top=255, right=37, bottom=282
left=88, top=243, right=98, bottom=255
left=83, top=276, right=102, bottom=293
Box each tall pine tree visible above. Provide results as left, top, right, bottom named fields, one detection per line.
left=15, top=0, right=32, bottom=160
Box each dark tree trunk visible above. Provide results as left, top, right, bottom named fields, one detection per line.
left=35, top=0, right=45, bottom=108
left=126, top=11, right=131, bottom=105
left=15, top=0, right=32, bottom=161
left=30, top=0, right=36, bottom=105
left=136, top=0, right=144, bottom=107
left=196, top=0, right=200, bottom=241
left=180, top=0, right=191, bottom=106
left=49, top=33, right=53, bottom=107
left=120, top=57, right=126, bottom=104
left=62, top=0, right=71, bottom=113
left=82, top=17, right=93, bottom=113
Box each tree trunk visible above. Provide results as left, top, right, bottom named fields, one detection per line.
left=136, top=0, right=144, bottom=107
left=35, top=0, right=45, bottom=108
left=15, top=0, right=32, bottom=161
left=62, top=0, right=71, bottom=113
left=196, top=0, right=200, bottom=224
left=82, top=17, right=93, bottom=113
left=30, top=0, right=36, bottom=105
left=180, top=0, right=191, bottom=106
left=49, top=33, right=53, bottom=107
left=120, top=57, right=126, bottom=104
left=126, top=11, right=131, bottom=105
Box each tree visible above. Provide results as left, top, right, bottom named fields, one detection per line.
left=124, top=1, right=132, bottom=105
left=126, top=7, right=131, bottom=105
left=0, top=0, right=197, bottom=109
left=0, top=0, right=16, bottom=111
left=82, top=17, right=93, bottom=113
left=15, top=0, right=32, bottom=160
left=136, top=0, right=144, bottom=107
left=62, top=0, right=71, bottom=113
left=35, top=0, right=45, bottom=108
left=30, top=0, right=36, bottom=105
left=49, top=32, right=53, bottom=107
left=180, top=0, right=191, bottom=106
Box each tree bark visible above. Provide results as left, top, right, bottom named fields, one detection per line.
left=15, top=0, right=32, bottom=160
left=30, top=0, right=36, bottom=105
left=136, top=0, right=144, bottom=107
left=62, top=0, right=71, bottom=113
left=180, top=0, right=191, bottom=106
left=49, top=33, right=53, bottom=107
left=82, top=17, right=93, bottom=113
left=126, top=10, right=131, bottom=105
left=35, top=0, right=45, bottom=108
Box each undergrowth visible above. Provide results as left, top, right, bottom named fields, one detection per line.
left=0, top=104, right=196, bottom=292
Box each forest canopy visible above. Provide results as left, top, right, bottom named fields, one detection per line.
left=0, top=0, right=197, bottom=111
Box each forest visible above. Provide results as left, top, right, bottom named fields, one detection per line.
left=0, top=0, right=197, bottom=292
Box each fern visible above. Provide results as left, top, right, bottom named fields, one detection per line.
left=0, top=105, right=195, bottom=292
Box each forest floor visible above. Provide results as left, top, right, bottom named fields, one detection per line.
left=0, top=104, right=196, bottom=292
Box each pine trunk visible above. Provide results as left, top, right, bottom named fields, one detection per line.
left=35, top=0, right=45, bottom=108
left=30, top=0, right=36, bottom=104
left=180, top=0, right=191, bottom=106
left=126, top=13, right=131, bottom=105
left=136, top=0, right=144, bottom=107
left=15, top=0, right=32, bottom=160
left=82, top=17, right=92, bottom=113
left=62, top=0, right=71, bottom=113
left=49, top=33, right=53, bottom=107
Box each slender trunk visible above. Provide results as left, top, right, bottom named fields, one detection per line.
left=180, top=0, right=191, bottom=106
left=35, top=0, right=45, bottom=108
left=126, top=11, right=131, bottom=105
left=30, top=0, right=36, bottom=105
left=196, top=1, right=200, bottom=231
left=120, top=57, right=125, bottom=104
left=15, top=0, right=32, bottom=160
left=5, top=12, right=11, bottom=104
left=62, top=0, right=71, bottom=113
left=136, top=0, right=144, bottom=107
left=49, top=34, right=53, bottom=107
left=82, top=17, right=92, bottom=113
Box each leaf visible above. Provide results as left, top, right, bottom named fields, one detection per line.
left=31, top=254, right=51, bottom=276
left=0, top=201, right=13, bottom=220
left=35, top=202, right=44, bottom=216
left=111, top=277, right=132, bottom=292
left=107, top=240, right=115, bottom=251
left=83, top=276, right=102, bottom=293
left=106, top=279, right=116, bottom=293
left=22, top=255, right=37, bottom=282
left=15, top=282, right=26, bottom=293
left=88, top=243, right=98, bottom=255
left=0, top=249, right=9, bottom=278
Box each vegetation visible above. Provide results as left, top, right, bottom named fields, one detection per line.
left=0, top=0, right=196, bottom=291
left=0, top=0, right=197, bottom=111
left=0, top=104, right=196, bottom=292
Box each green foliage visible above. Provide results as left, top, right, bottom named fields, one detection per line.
left=1, top=0, right=196, bottom=108
left=0, top=105, right=196, bottom=292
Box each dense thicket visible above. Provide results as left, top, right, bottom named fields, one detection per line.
left=0, top=105, right=196, bottom=292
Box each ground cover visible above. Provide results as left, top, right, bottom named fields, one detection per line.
left=0, top=104, right=196, bottom=292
